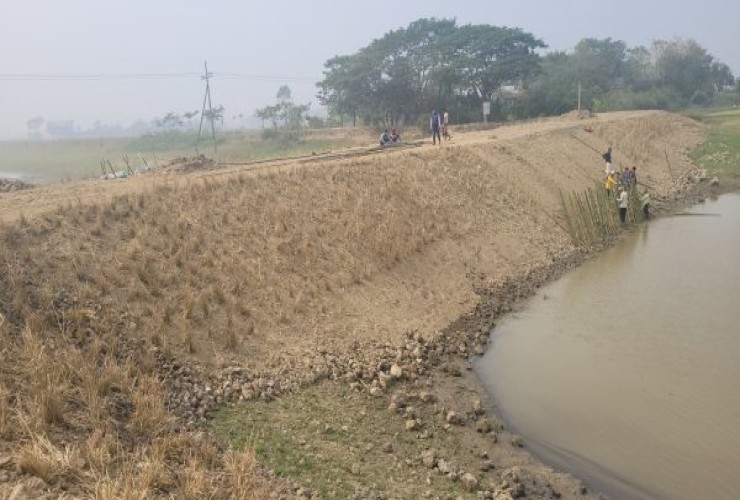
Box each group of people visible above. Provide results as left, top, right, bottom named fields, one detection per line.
left=430, top=108, right=451, bottom=145
left=379, top=107, right=451, bottom=147
left=602, top=146, right=651, bottom=224
left=379, top=128, right=402, bottom=146
left=603, top=166, right=638, bottom=193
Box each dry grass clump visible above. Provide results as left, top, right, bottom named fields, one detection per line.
left=15, top=433, right=81, bottom=485
left=0, top=237, right=272, bottom=497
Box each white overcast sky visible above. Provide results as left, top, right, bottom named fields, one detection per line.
left=0, top=0, right=737, bottom=138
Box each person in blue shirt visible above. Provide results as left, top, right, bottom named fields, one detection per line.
left=430, top=109, right=441, bottom=145
left=379, top=129, right=392, bottom=146
left=621, top=167, right=632, bottom=187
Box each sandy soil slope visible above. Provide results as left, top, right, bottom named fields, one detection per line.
left=0, top=111, right=709, bottom=499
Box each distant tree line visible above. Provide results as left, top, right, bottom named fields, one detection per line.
left=256, top=86, right=310, bottom=130
left=25, top=116, right=154, bottom=140
left=25, top=107, right=235, bottom=141
left=313, top=18, right=738, bottom=127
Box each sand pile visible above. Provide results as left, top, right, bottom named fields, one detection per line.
left=165, top=154, right=217, bottom=172
left=560, top=109, right=595, bottom=120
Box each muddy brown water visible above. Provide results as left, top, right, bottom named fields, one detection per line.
left=476, top=193, right=740, bottom=500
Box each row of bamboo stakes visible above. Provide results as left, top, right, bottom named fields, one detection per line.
left=559, top=183, right=646, bottom=247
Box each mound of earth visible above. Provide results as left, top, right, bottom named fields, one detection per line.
left=560, top=109, right=595, bottom=120
left=165, top=154, right=217, bottom=172
left=0, top=178, right=32, bottom=192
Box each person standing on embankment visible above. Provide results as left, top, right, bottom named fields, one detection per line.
left=617, top=186, right=628, bottom=224
left=430, top=109, right=442, bottom=145
left=602, top=146, right=613, bottom=174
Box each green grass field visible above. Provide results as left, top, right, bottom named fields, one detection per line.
left=688, top=107, right=740, bottom=174
left=0, top=129, right=362, bottom=181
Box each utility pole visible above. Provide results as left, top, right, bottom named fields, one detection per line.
left=197, top=61, right=218, bottom=153
left=577, top=80, right=582, bottom=112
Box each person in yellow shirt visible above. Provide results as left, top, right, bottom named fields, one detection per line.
left=604, top=173, right=616, bottom=194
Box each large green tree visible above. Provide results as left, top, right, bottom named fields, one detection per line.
left=452, top=24, right=545, bottom=100
left=316, top=18, right=545, bottom=126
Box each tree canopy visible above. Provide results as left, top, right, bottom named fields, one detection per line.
left=312, top=18, right=736, bottom=126
left=316, top=18, right=545, bottom=126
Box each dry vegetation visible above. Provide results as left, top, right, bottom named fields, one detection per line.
left=0, top=276, right=271, bottom=498
left=0, top=111, right=705, bottom=498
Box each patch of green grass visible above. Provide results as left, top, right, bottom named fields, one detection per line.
left=210, top=383, right=478, bottom=499
left=688, top=107, right=740, bottom=174
left=0, top=129, right=358, bottom=181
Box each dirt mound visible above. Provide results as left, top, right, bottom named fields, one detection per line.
left=165, top=154, right=218, bottom=172
left=560, top=109, right=595, bottom=120
left=0, top=178, right=32, bottom=193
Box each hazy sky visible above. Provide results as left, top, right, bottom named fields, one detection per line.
left=1, top=0, right=738, bottom=138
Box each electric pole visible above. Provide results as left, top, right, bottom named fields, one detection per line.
left=197, top=61, right=218, bottom=153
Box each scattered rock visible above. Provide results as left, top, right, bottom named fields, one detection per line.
left=461, top=472, right=479, bottom=492
left=381, top=442, right=394, bottom=454
left=476, top=418, right=493, bottom=433
left=472, top=399, right=485, bottom=415
left=419, top=391, right=436, bottom=403
left=389, top=364, right=403, bottom=379
left=510, top=436, right=524, bottom=448
left=405, top=419, right=420, bottom=431
left=378, top=371, right=393, bottom=389
left=389, top=393, right=407, bottom=411
left=480, top=460, right=495, bottom=472
left=436, top=459, right=452, bottom=475
left=509, top=482, right=525, bottom=498
left=446, top=411, right=464, bottom=426
left=420, top=449, right=437, bottom=469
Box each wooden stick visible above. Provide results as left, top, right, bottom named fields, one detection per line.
left=122, top=154, right=134, bottom=176
left=106, top=159, right=116, bottom=177
left=664, top=149, right=674, bottom=178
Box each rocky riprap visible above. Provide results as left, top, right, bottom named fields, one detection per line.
left=155, top=247, right=601, bottom=428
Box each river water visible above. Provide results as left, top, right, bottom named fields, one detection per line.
left=476, top=193, right=740, bottom=500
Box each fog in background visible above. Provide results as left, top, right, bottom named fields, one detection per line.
left=1, top=0, right=738, bottom=139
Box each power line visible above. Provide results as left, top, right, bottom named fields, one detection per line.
left=217, top=72, right=318, bottom=82
left=0, top=72, right=201, bottom=81
left=0, top=72, right=320, bottom=82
